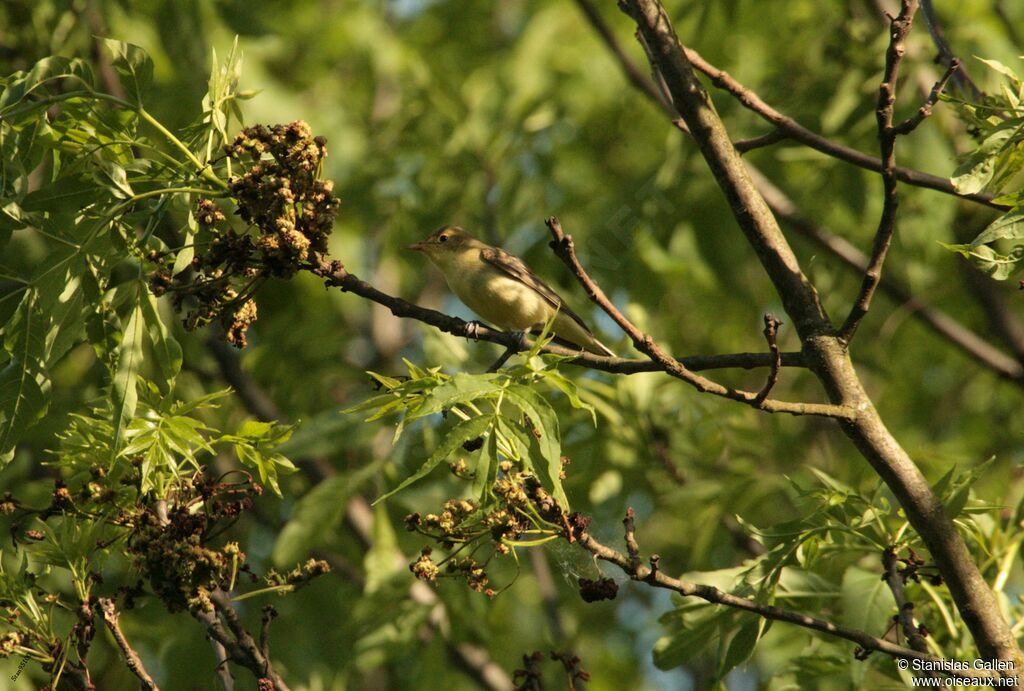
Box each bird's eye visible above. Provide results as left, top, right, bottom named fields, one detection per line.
left=438, top=234, right=449, bottom=243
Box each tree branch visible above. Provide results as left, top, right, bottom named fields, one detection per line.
left=838, top=0, right=923, bottom=342
left=754, top=314, right=783, bottom=404
left=545, top=218, right=853, bottom=419
left=617, top=0, right=1021, bottom=669
left=892, top=58, right=959, bottom=135
left=189, top=589, right=290, bottom=691
left=97, top=598, right=160, bottom=691
left=919, top=0, right=984, bottom=100
left=307, top=256, right=807, bottom=376
left=573, top=510, right=996, bottom=681
left=735, top=128, right=788, bottom=154
left=882, top=548, right=931, bottom=654
left=573, top=0, right=1002, bottom=210
left=578, top=0, right=1024, bottom=387
left=749, top=166, right=1024, bottom=384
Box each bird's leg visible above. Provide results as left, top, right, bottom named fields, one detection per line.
left=486, top=330, right=527, bottom=373
left=513, top=329, right=529, bottom=352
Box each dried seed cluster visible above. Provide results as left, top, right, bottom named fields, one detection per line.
left=149, top=121, right=340, bottom=347
left=404, top=468, right=569, bottom=597
left=127, top=481, right=256, bottom=613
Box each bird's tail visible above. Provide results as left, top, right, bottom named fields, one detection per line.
left=583, top=335, right=615, bottom=357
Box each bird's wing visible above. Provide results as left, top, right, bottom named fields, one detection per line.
left=479, top=247, right=595, bottom=334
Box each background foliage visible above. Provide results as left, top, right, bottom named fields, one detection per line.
left=2, top=0, right=1024, bottom=689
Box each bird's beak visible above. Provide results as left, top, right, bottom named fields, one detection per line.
left=406, top=241, right=427, bottom=252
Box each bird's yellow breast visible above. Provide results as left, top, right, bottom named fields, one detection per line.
left=433, top=249, right=552, bottom=330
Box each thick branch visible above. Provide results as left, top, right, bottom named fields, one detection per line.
left=97, top=598, right=160, bottom=691
left=573, top=514, right=996, bottom=680
left=545, top=219, right=852, bottom=419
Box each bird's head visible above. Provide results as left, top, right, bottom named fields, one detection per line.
left=406, top=225, right=481, bottom=264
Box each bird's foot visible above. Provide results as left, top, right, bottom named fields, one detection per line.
left=512, top=330, right=529, bottom=352
left=465, top=320, right=486, bottom=341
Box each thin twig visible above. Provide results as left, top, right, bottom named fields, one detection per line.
left=754, top=314, right=783, bottom=405
left=572, top=511, right=996, bottom=680
left=735, top=129, right=788, bottom=154
left=839, top=1, right=930, bottom=343
left=893, top=59, right=960, bottom=134
left=486, top=346, right=518, bottom=373
left=920, top=0, right=984, bottom=100
left=623, top=508, right=641, bottom=571
left=97, top=598, right=160, bottom=690
left=749, top=166, right=1024, bottom=384
left=544, top=218, right=853, bottom=419
left=309, top=256, right=806, bottom=375
left=572, top=0, right=1002, bottom=210
left=260, top=606, right=278, bottom=663
left=882, top=548, right=930, bottom=653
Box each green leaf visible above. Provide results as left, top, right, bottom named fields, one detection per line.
left=0, top=56, right=95, bottom=112
left=471, top=430, right=498, bottom=500
left=364, top=503, right=399, bottom=594
left=272, top=462, right=381, bottom=566
left=407, top=373, right=503, bottom=420
left=840, top=565, right=894, bottom=634
left=110, top=300, right=145, bottom=455
left=653, top=604, right=723, bottom=670
left=41, top=273, right=91, bottom=366
left=0, top=291, right=49, bottom=460
left=971, top=209, right=1024, bottom=246
left=0, top=202, right=28, bottom=232
left=538, top=368, right=596, bottom=424
left=172, top=211, right=199, bottom=276
left=21, top=177, right=102, bottom=213
left=103, top=40, right=154, bottom=106
left=941, top=457, right=995, bottom=518
left=375, top=414, right=494, bottom=504
left=95, top=160, right=134, bottom=200
left=504, top=384, right=567, bottom=509
left=140, top=291, right=182, bottom=392
left=718, top=617, right=765, bottom=678
left=975, top=57, right=1022, bottom=83
left=950, top=130, right=1013, bottom=194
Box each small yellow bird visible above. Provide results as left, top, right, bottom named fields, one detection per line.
left=408, top=225, right=614, bottom=356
